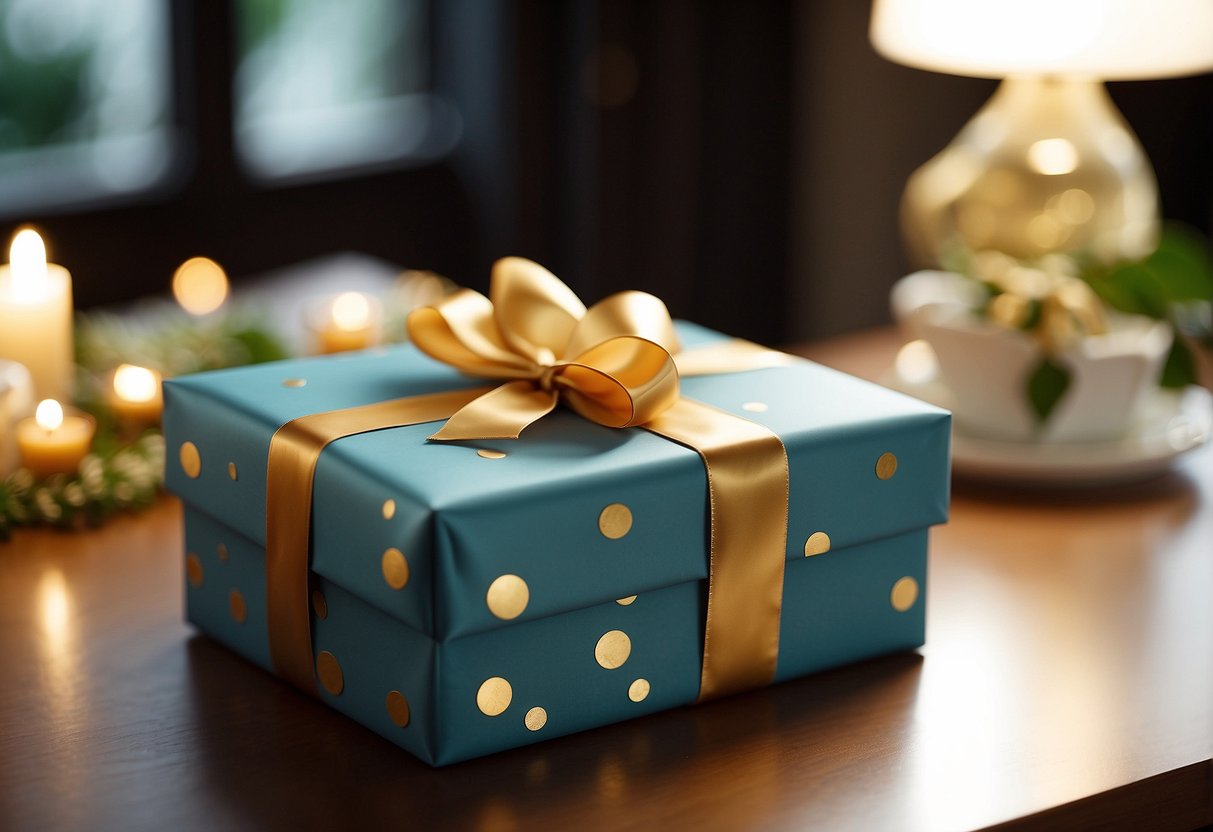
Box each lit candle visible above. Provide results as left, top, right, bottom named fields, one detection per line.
left=0, top=229, right=75, bottom=401
left=108, top=364, right=163, bottom=428
left=16, top=399, right=95, bottom=479
left=308, top=292, right=382, bottom=354
left=172, top=256, right=230, bottom=316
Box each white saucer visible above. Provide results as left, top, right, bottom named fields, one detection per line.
left=884, top=368, right=1213, bottom=487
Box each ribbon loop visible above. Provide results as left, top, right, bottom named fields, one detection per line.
left=407, top=291, right=535, bottom=379
left=408, top=260, right=684, bottom=437
left=558, top=336, right=681, bottom=428
left=563, top=290, right=681, bottom=359
left=491, top=257, right=588, bottom=363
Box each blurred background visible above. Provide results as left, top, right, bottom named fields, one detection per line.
left=0, top=0, right=1210, bottom=344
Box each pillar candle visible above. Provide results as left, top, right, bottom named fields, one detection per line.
left=0, top=229, right=74, bottom=402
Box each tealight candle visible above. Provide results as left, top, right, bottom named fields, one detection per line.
left=0, top=229, right=74, bottom=401
left=109, top=364, right=163, bottom=428
left=308, top=292, right=383, bottom=354
left=16, top=399, right=95, bottom=479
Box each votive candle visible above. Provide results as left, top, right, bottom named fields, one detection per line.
left=16, top=399, right=95, bottom=479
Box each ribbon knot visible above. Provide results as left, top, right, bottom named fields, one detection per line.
left=407, top=257, right=684, bottom=441
left=535, top=364, right=559, bottom=393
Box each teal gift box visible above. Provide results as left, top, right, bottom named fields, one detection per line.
left=164, top=321, right=950, bottom=766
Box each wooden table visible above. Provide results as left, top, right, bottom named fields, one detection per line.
left=2, top=329, right=1210, bottom=832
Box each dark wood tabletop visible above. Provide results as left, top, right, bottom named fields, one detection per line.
left=2, top=328, right=1211, bottom=832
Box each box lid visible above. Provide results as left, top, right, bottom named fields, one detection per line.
left=164, top=322, right=950, bottom=641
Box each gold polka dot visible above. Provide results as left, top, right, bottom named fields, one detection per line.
left=891, top=576, right=919, bottom=612
left=876, top=452, right=898, bottom=480
left=804, top=531, right=831, bottom=557
left=486, top=574, right=529, bottom=620
left=179, top=442, right=201, bottom=478
left=595, top=630, right=632, bottom=669
left=615, top=595, right=637, bottom=606
left=228, top=588, right=247, bottom=624
left=227, top=461, right=238, bottom=481
left=598, top=503, right=633, bottom=539
left=185, top=553, right=203, bottom=587
left=477, top=677, right=512, bottom=716
left=317, top=650, right=343, bottom=695
left=382, top=547, right=409, bottom=590
left=742, top=401, right=768, bottom=413
left=382, top=499, right=396, bottom=520
left=628, top=678, right=650, bottom=702
left=477, top=449, right=507, bottom=460
left=312, top=589, right=328, bottom=620
left=217, top=542, right=229, bottom=563
left=524, top=706, right=548, bottom=731
left=386, top=690, right=410, bottom=727
left=282, top=378, right=307, bottom=388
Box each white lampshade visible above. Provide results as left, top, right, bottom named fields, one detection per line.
left=871, top=0, right=1213, bottom=79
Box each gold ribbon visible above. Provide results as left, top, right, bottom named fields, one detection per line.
left=267, top=257, right=790, bottom=702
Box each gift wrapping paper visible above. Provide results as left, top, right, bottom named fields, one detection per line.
left=166, top=321, right=949, bottom=765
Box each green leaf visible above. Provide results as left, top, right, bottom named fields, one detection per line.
left=1160, top=337, right=1197, bottom=389
left=1081, top=224, right=1213, bottom=320
left=1109, top=263, right=1170, bottom=318
left=1149, top=225, right=1213, bottom=302
left=1020, top=299, right=1042, bottom=331
left=1085, top=264, right=1148, bottom=315
left=227, top=327, right=291, bottom=365
left=1026, top=357, right=1072, bottom=423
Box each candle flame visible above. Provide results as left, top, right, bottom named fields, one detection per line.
left=172, top=257, right=230, bottom=316
left=35, top=398, right=64, bottom=432
left=113, top=364, right=159, bottom=403
left=331, top=292, right=371, bottom=331
left=9, top=228, right=49, bottom=300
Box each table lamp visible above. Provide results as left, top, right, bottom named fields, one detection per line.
left=870, top=0, right=1213, bottom=267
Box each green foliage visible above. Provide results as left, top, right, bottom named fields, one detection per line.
left=236, top=0, right=292, bottom=53
left=1026, top=357, right=1072, bottom=424
left=74, top=308, right=290, bottom=379
left=1160, top=338, right=1197, bottom=390
left=1078, top=224, right=1213, bottom=390
left=1082, top=224, right=1213, bottom=318
left=0, top=434, right=164, bottom=541
left=0, top=31, right=93, bottom=151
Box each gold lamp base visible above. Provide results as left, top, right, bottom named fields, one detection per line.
left=902, top=76, right=1159, bottom=267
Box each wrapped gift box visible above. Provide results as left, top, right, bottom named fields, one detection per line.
left=164, top=321, right=949, bottom=766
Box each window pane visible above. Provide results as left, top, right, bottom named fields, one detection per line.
left=235, top=0, right=442, bottom=179
left=0, top=0, right=171, bottom=214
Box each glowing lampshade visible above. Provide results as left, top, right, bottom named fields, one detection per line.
left=869, top=0, right=1213, bottom=265
left=871, top=0, right=1213, bottom=80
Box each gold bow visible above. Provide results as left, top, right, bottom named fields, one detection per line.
left=973, top=251, right=1107, bottom=353
left=407, top=257, right=683, bottom=440
left=267, top=258, right=790, bottom=705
